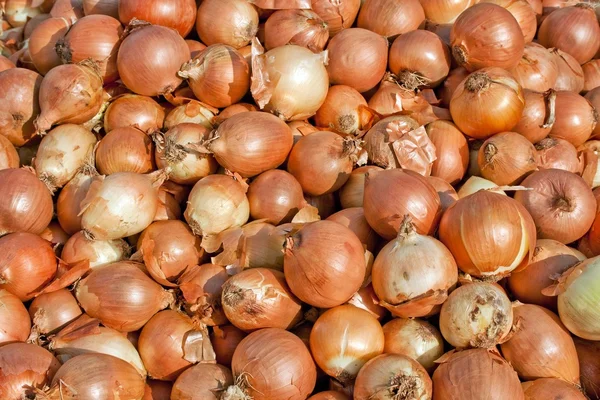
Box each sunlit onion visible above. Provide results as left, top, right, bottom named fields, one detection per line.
left=552, top=48, right=585, bottom=92
left=512, top=89, right=556, bottom=144
left=0, top=68, right=42, bottom=146
left=103, top=94, right=165, bottom=133
left=247, top=169, right=305, bottom=225
left=118, top=0, right=197, bottom=37
left=357, top=0, right=425, bottom=38
left=509, top=43, right=558, bottom=92
left=427, top=120, right=469, bottom=184
left=196, top=0, right=259, bottom=49
left=28, top=17, right=70, bottom=75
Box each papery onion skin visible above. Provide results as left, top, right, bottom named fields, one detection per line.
left=354, top=353, right=433, bottom=400
left=513, top=89, right=555, bottom=144
left=432, top=349, right=525, bottom=400
left=264, top=9, right=329, bottom=52
left=75, top=261, right=174, bottom=332
left=117, top=23, right=189, bottom=97
left=450, top=3, right=525, bottom=71
left=363, top=169, right=442, bottom=240
left=439, top=191, right=536, bottom=278
left=310, top=305, right=384, bottom=383
left=522, top=378, right=587, bottom=400
left=477, top=131, right=537, bottom=186
left=311, top=0, right=360, bottom=37
left=284, top=221, right=366, bottom=308
left=196, top=0, right=259, bottom=49
left=549, top=91, right=597, bottom=147
left=56, top=169, right=97, bottom=235
left=339, top=165, right=383, bottom=209
left=449, top=67, right=525, bottom=139
left=0, top=342, right=61, bottom=400
left=0, top=135, right=20, bottom=170
left=247, top=169, right=305, bottom=225
left=509, top=43, right=559, bottom=92
left=0, top=289, right=31, bottom=345
left=427, top=120, right=469, bottom=184
left=229, top=328, right=317, bottom=400
left=552, top=48, right=585, bottom=93
left=96, top=126, right=155, bottom=175
left=305, top=192, right=337, bottom=219
left=327, top=207, right=380, bottom=253
left=29, top=289, right=82, bottom=335
left=118, top=0, right=197, bottom=37
left=0, top=68, right=42, bottom=146
left=179, top=263, right=229, bottom=326
left=508, top=239, right=585, bottom=311
left=500, top=303, right=580, bottom=384
left=28, top=17, right=70, bottom=76
left=104, top=94, right=165, bottom=134
left=574, top=338, right=600, bottom=400
left=171, top=363, right=233, bottom=400
left=325, top=28, right=388, bottom=93
left=363, top=118, right=424, bottom=169
left=222, top=268, right=302, bottom=332
left=211, top=325, right=247, bottom=367
left=357, top=0, right=425, bottom=38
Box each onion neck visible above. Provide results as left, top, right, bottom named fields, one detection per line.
left=388, top=373, right=422, bottom=399
left=484, top=143, right=498, bottom=164
left=452, top=44, right=468, bottom=68
left=397, top=215, right=417, bottom=241
left=342, top=137, right=363, bottom=162
left=54, top=38, right=72, bottom=64
left=542, top=89, right=557, bottom=129
left=553, top=196, right=575, bottom=213
left=396, top=70, right=430, bottom=91
left=465, top=72, right=491, bottom=93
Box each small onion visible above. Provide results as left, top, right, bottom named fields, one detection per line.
left=372, top=216, right=458, bottom=318
left=432, top=349, right=524, bottom=400
left=382, top=318, right=444, bottom=373
left=450, top=3, right=525, bottom=71
left=354, top=354, right=433, bottom=400
left=287, top=130, right=361, bottom=196
left=427, top=176, right=459, bottom=211
left=83, top=0, right=119, bottom=18
left=509, top=43, right=559, bottom=92
left=284, top=220, right=366, bottom=308
left=325, top=28, right=388, bottom=93
left=95, top=126, right=155, bottom=175
left=314, top=85, right=374, bottom=136
left=522, top=378, right=587, bottom=400
left=171, top=364, right=233, bottom=400
left=363, top=168, right=442, bottom=240
left=178, top=264, right=229, bottom=326
left=247, top=169, right=305, bottom=225
left=0, top=289, right=31, bottom=345
left=264, top=9, right=329, bottom=52
left=211, top=325, right=247, bottom=367
left=222, top=268, right=302, bottom=331
left=117, top=22, right=189, bottom=97
left=103, top=94, right=165, bottom=134
left=252, top=43, right=329, bottom=120
left=449, top=67, right=525, bottom=139
left=515, top=169, right=596, bottom=244
left=29, top=289, right=81, bottom=335
left=327, top=207, right=380, bottom=252
left=28, top=17, right=70, bottom=75
left=583, top=60, right=600, bottom=93
left=310, top=305, right=384, bottom=383
left=513, top=89, right=556, bottom=144
left=574, top=338, right=600, bottom=400
left=357, top=0, right=425, bottom=38
left=196, top=0, right=259, bottom=49
left=75, top=261, right=175, bottom=332
left=508, top=239, right=585, bottom=310
left=311, top=0, right=360, bottom=37
left=227, top=328, right=317, bottom=399
left=0, top=135, right=19, bottom=170
left=427, top=120, right=469, bottom=184
left=477, top=131, right=537, bottom=185
left=178, top=44, right=250, bottom=109
left=552, top=48, right=585, bottom=92
left=439, top=190, right=536, bottom=278
left=0, top=68, right=42, bottom=146
left=500, top=303, right=580, bottom=383
left=118, top=0, right=197, bottom=37
left=339, top=165, right=383, bottom=209
left=549, top=91, right=597, bottom=147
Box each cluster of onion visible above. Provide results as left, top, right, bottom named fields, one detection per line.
left=0, top=0, right=600, bottom=399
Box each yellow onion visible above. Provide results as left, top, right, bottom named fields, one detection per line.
left=427, top=120, right=469, bottom=184
left=56, top=168, right=97, bottom=234
left=339, top=165, right=383, bottom=209
left=347, top=284, right=388, bottom=321
left=522, top=378, right=587, bottom=400
left=163, top=101, right=215, bottom=130
left=179, top=264, right=229, bottom=326
left=171, top=364, right=233, bottom=400
left=552, top=48, right=585, bottom=93
left=0, top=68, right=42, bottom=146
left=311, top=0, right=360, bottom=37
left=247, top=169, right=305, bottom=225
left=586, top=87, right=600, bottom=139
left=211, top=325, right=247, bottom=367
left=427, top=176, right=459, bottom=211
left=477, top=131, right=537, bottom=185
left=103, top=94, right=165, bottom=133
left=213, top=103, right=257, bottom=126
left=28, top=17, right=70, bottom=76
left=118, top=0, right=197, bottom=37
left=61, top=235, right=128, bottom=272
left=482, top=0, right=537, bottom=43
left=0, top=289, right=31, bottom=345
left=252, top=42, right=329, bottom=120
left=314, top=85, right=375, bottom=136
left=439, top=190, right=536, bottom=278
left=327, top=207, right=380, bottom=252
left=0, top=135, right=19, bottom=170
left=29, top=289, right=81, bottom=336
left=583, top=59, right=600, bottom=93
left=357, top=0, right=425, bottom=38
left=264, top=9, right=329, bottom=52
left=420, top=0, right=476, bottom=23
left=549, top=91, right=597, bottom=147
left=195, top=0, right=259, bottom=49
left=573, top=338, right=600, bottom=400
left=513, top=89, right=556, bottom=144
left=95, top=126, right=155, bottom=175
left=509, top=43, right=558, bottom=92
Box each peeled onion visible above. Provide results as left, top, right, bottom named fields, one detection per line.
left=163, top=102, right=215, bottom=130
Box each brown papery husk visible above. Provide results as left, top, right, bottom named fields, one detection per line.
left=522, top=378, right=587, bottom=400
left=513, top=89, right=556, bottom=144
left=347, top=284, right=388, bottom=322
left=362, top=115, right=419, bottom=170
left=34, top=61, right=104, bottom=134
left=500, top=303, right=580, bottom=384
left=432, top=349, right=524, bottom=400
left=171, top=363, right=233, bottom=400
left=61, top=233, right=129, bottom=272
left=264, top=9, right=329, bottom=53
left=354, top=353, right=433, bottom=400
left=178, top=264, right=229, bottom=326
left=574, top=338, right=600, bottom=400
left=585, top=88, right=600, bottom=140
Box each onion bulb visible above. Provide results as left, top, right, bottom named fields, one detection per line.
left=583, top=60, right=600, bottom=94
left=247, top=169, right=305, bottom=225
left=28, top=17, right=70, bottom=76
left=211, top=325, right=246, bottom=367
left=0, top=135, right=19, bottom=170
left=549, top=91, right=597, bottom=147
left=509, top=43, right=559, bottom=92
left=196, top=0, right=259, bottom=49
left=522, top=378, right=587, bottom=400
left=314, top=85, right=374, bottom=136
left=264, top=9, right=329, bottom=52
left=171, top=364, right=233, bottom=400
left=586, top=87, right=600, bottom=139
left=310, top=304, right=384, bottom=383
left=82, top=0, right=119, bottom=18
left=29, top=289, right=82, bottom=336
left=308, top=392, right=349, bottom=400
left=477, top=131, right=537, bottom=185
left=0, top=68, right=42, bottom=146
left=347, top=284, right=388, bottom=321
left=574, top=338, right=600, bottom=400
left=327, top=207, right=380, bottom=252
left=163, top=102, right=215, bottom=131
left=438, top=67, right=469, bottom=107
left=311, top=0, right=360, bottom=37
left=512, top=89, right=556, bottom=144
left=103, top=94, right=165, bottom=134
left=56, top=169, right=97, bottom=235
left=427, top=176, right=459, bottom=211
left=252, top=42, right=329, bottom=120
left=552, top=48, right=585, bottom=93
left=95, top=126, right=155, bottom=175
left=118, top=0, right=197, bottom=37
left=179, top=264, right=229, bottom=327
left=483, top=0, right=537, bottom=43
left=427, top=120, right=469, bottom=184
left=372, top=216, right=458, bottom=318
left=357, top=0, right=425, bottom=38
left=339, top=165, right=383, bottom=209
left=0, top=289, right=31, bottom=345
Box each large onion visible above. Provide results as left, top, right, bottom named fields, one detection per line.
left=28, top=17, right=69, bottom=76
left=103, top=94, right=165, bottom=133
left=118, top=0, right=197, bottom=37
left=195, top=0, right=259, bottom=49
left=549, top=91, right=597, bottom=147
left=477, top=131, right=537, bottom=185
left=171, top=364, right=233, bottom=400
left=29, top=289, right=81, bottom=336
left=522, top=378, right=587, bottom=400
left=357, top=0, right=425, bottom=38
left=0, top=289, right=31, bottom=345
left=0, top=68, right=42, bottom=146
left=247, top=169, right=305, bottom=225
left=179, top=264, right=229, bottom=327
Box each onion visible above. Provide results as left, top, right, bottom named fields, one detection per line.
left=184, top=174, right=249, bottom=237
left=103, top=94, right=165, bottom=134
left=373, top=216, right=458, bottom=317
left=583, top=60, right=600, bottom=93
left=450, top=3, right=525, bottom=71
left=347, top=283, right=388, bottom=321
left=29, top=288, right=81, bottom=336
left=427, top=120, right=469, bottom=184
left=3, top=0, right=43, bottom=27
left=154, top=186, right=181, bottom=222
left=421, top=0, right=475, bottom=23
left=311, top=0, right=360, bottom=37
left=95, top=126, right=155, bottom=175
left=264, top=9, right=328, bottom=52
left=179, top=45, right=250, bottom=109
left=314, top=85, right=374, bottom=136
left=500, top=303, right=580, bottom=383
left=56, top=168, right=97, bottom=234
left=438, top=66, right=470, bottom=107
left=305, top=193, right=337, bottom=218
left=477, top=131, right=537, bottom=185
left=222, top=268, right=302, bottom=331
left=357, top=0, right=425, bottom=38
left=0, top=135, right=19, bottom=170
left=213, top=103, right=257, bottom=126
left=549, top=91, right=597, bottom=147
left=450, top=67, right=525, bottom=139
left=0, top=289, right=31, bottom=345
left=55, top=14, right=122, bottom=82
left=211, top=325, right=246, bottom=367
left=310, top=304, right=384, bottom=383
left=508, top=239, right=585, bottom=310
left=171, top=364, right=233, bottom=400
left=522, top=378, right=587, bottom=400
left=382, top=318, right=444, bottom=373
left=389, top=29, right=451, bottom=89
left=287, top=130, right=361, bottom=196
left=0, top=342, right=60, bottom=400
left=552, top=48, right=585, bottom=92
left=39, top=221, right=70, bottom=251
left=284, top=220, right=366, bottom=308
left=247, top=169, right=305, bottom=225
left=34, top=124, right=96, bottom=191
left=80, top=171, right=163, bottom=240
left=325, top=28, right=388, bottom=93
left=587, top=87, right=600, bottom=139
left=432, top=349, right=524, bottom=400
left=118, top=0, right=197, bottom=37
left=82, top=0, right=118, bottom=18
left=49, top=0, right=84, bottom=20
left=178, top=264, right=229, bottom=326
left=439, top=190, right=536, bottom=278
left=513, top=89, right=556, bottom=144
left=538, top=5, right=600, bottom=64
left=196, top=0, right=258, bottom=49
left=354, top=354, right=433, bottom=400
left=75, top=261, right=175, bottom=331
left=139, top=310, right=214, bottom=381
left=574, top=338, right=600, bottom=400
left=117, top=22, right=189, bottom=97
left=363, top=169, right=442, bottom=240
left=28, top=17, right=69, bottom=75
left=43, top=353, right=145, bottom=399
left=509, top=43, right=558, bottom=92
left=427, top=176, right=459, bottom=211
left=34, top=62, right=103, bottom=134
left=252, top=43, right=328, bottom=120
left=339, top=165, right=383, bottom=209
left=0, top=68, right=42, bottom=146
left=553, top=257, right=600, bottom=340
left=327, top=207, right=379, bottom=252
